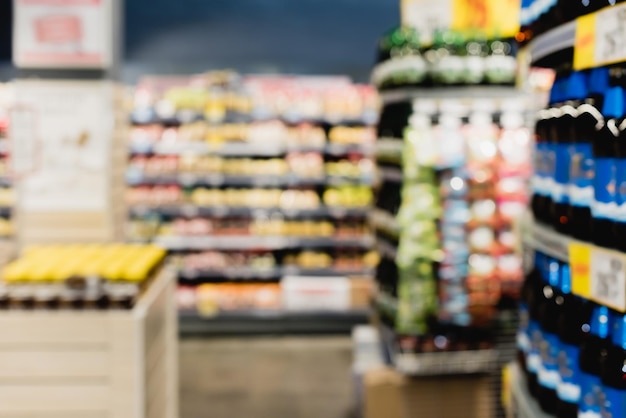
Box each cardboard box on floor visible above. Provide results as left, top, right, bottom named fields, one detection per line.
left=364, top=367, right=493, bottom=418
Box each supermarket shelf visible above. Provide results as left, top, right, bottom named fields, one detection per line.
left=178, top=309, right=372, bottom=335
left=129, top=204, right=370, bottom=219
left=380, top=86, right=521, bottom=105
left=378, top=167, right=404, bottom=183
left=127, top=172, right=373, bottom=187
left=129, top=141, right=374, bottom=157
left=178, top=266, right=373, bottom=282
left=375, top=138, right=403, bottom=165
left=528, top=20, right=577, bottom=66
left=131, top=110, right=377, bottom=127
left=380, top=324, right=497, bottom=376
left=521, top=217, right=569, bottom=262
left=369, top=208, right=400, bottom=238
left=155, top=235, right=376, bottom=251
left=507, top=363, right=551, bottom=418
left=178, top=267, right=283, bottom=282
left=375, top=237, right=398, bottom=260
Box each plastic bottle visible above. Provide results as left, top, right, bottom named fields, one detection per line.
left=591, top=86, right=624, bottom=249
left=578, top=305, right=611, bottom=418
left=527, top=252, right=548, bottom=396
left=599, top=312, right=626, bottom=417
left=537, top=256, right=562, bottom=414
left=554, top=73, right=587, bottom=233
left=571, top=67, right=608, bottom=241
left=556, top=263, right=593, bottom=418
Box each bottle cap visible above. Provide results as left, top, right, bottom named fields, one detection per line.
left=568, top=72, right=588, bottom=101
left=589, top=67, right=610, bottom=95
left=602, top=86, right=626, bottom=118
left=590, top=305, right=611, bottom=338
left=611, top=314, right=626, bottom=349
left=560, top=264, right=572, bottom=294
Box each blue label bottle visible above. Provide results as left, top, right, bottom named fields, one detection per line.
left=527, top=252, right=548, bottom=397
left=556, top=263, right=593, bottom=418
left=592, top=86, right=624, bottom=249
left=599, top=313, right=626, bottom=417
left=537, top=256, right=562, bottom=414
left=554, top=72, right=588, bottom=234
left=571, top=67, right=608, bottom=242
left=579, top=306, right=611, bottom=418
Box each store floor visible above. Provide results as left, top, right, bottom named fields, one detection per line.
left=180, top=336, right=355, bottom=418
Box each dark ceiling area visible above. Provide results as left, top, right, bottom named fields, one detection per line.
left=0, top=0, right=397, bottom=82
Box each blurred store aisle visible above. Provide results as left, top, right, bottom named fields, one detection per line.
left=180, top=337, right=354, bottom=418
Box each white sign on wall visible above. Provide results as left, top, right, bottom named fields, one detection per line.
left=13, top=0, right=113, bottom=69
left=10, top=80, right=114, bottom=212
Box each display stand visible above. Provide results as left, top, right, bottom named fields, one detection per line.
left=0, top=267, right=178, bottom=418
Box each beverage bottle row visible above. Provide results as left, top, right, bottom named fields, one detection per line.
left=531, top=65, right=626, bottom=251
left=519, top=0, right=626, bottom=44
left=518, top=250, right=626, bottom=417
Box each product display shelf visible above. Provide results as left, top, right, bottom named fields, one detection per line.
left=526, top=20, right=576, bottom=66
left=504, top=363, right=551, bottom=418
left=379, top=323, right=498, bottom=376
left=127, top=173, right=373, bottom=187
left=130, top=204, right=369, bottom=219
left=0, top=266, right=178, bottom=418
left=178, top=309, right=372, bottom=335
left=380, top=86, right=525, bottom=105
left=154, top=234, right=376, bottom=251
left=128, top=75, right=379, bottom=329
left=129, top=141, right=375, bottom=158
left=178, top=266, right=374, bottom=282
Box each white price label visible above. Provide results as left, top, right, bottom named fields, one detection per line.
left=590, top=248, right=626, bottom=311
left=282, top=276, right=351, bottom=311
left=594, top=6, right=626, bottom=66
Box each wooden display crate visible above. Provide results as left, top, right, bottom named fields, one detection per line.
left=0, top=267, right=178, bottom=418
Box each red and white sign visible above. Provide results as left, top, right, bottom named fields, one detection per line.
left=13, top=0, right=113, bottom=69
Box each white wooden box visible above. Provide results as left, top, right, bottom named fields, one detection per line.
left=0, top=268, right=178, bottom=418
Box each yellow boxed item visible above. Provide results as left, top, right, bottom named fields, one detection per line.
left=0, top=244, right=166, bottom=309
left=364, top=367, right=493, bottom=418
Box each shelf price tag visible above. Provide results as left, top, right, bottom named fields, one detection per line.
left=569, top=242, right=592, bottom=299
left=589, top=247, right=626, bottom=312
left=574, top=3, right=626, bottom=70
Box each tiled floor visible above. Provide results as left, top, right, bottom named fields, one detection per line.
left=180, top=337, right=355, bottom=418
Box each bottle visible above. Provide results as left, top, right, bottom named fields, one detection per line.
left=537, top=256, right=562, bottom=414
left=554, top=73, right=587, bottom=234
left=526, top=252, right=547, bottom=396
left=546, top=78, right=568, bottom=226
left=599, top=312, right=626, bottom=417
left=556, top=263, right=593, bottom=418
left=578, top=305, right=611, bottom=418
left=592, top=86, right=624, bottom=249
left=532, top=108, right=551, bottom=223
left=518, top=256, right=540, bottom=371
left=570, top=67, right=609, bottom=241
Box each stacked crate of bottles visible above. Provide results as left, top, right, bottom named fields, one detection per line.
left=515, top=2, right=626, bottom=418
left=371, top=25, right=529, bottom=375
left=127, top=71, right=379, bottom=321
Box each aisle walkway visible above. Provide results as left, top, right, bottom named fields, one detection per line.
left=180, top=337, right=354, bottom=418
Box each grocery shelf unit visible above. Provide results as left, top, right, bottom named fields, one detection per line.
left=372, top=86, right=530, bottom=418
left=127, top=75, right=378, bottom=334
